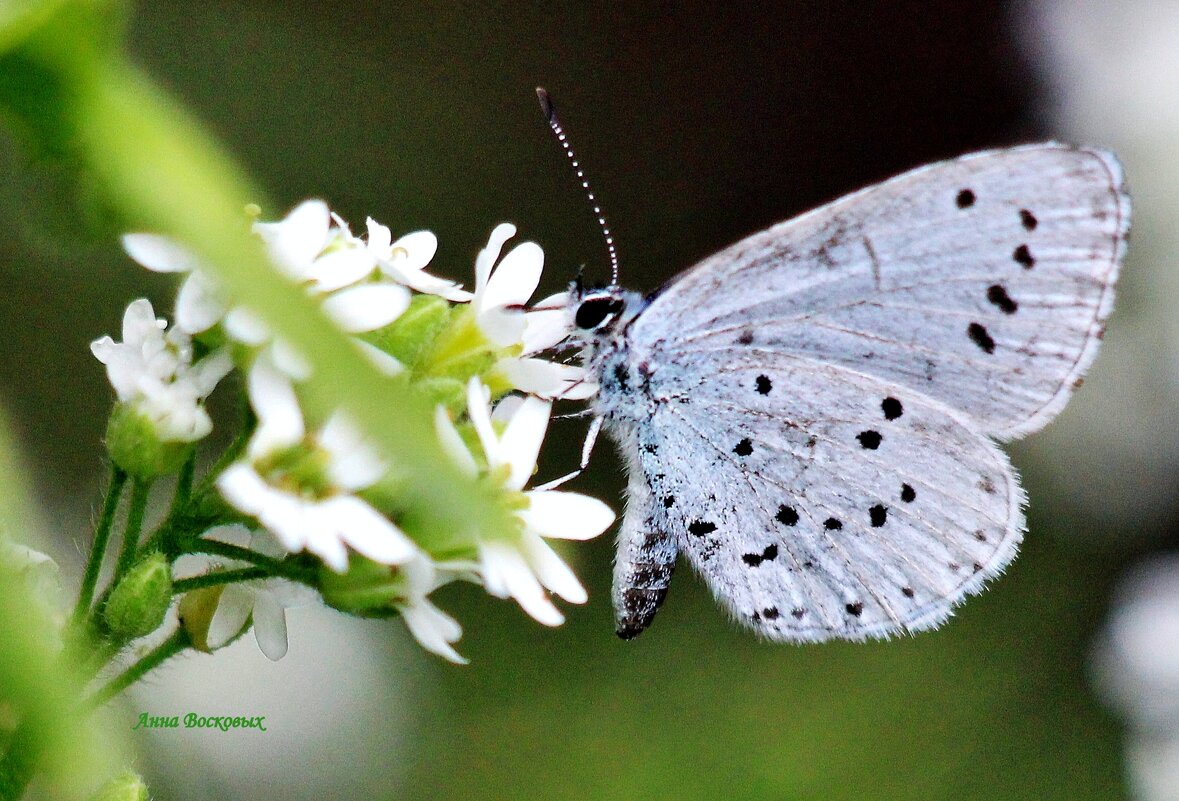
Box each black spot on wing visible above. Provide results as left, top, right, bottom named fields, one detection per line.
left=776, top=505, right=799, bottom=526
left=881, top=397, right=903, bottom=420
left=967, top=322, right=996, bottom=354
left=755, top=375, right=772, bottom=395
left=845, top=602, right=864, bottom=617
left=762, top=607, right=780, bottom=620
left=1013, top=244, right=1035, bottom=269
left=688, top=520, right=716, bottom=537
left=856, top=430, right=882, bottom=449
left=901, top=586, right=915, bottom=598
left=824, top=517, right=843, bottom=531
left=742, top=544, right=779, bottom=567
left=1019, top=209, right=1038, bottom=231
left=986, top=284, right=1018, bottom=314
left=956, top=188, right=975, bottom=208
left=733, top=438, right=753, bottom=457
left=900, top=483, right=916, bottom=503
left=869, top=504, right=887, bottom=527
left=737, top=329, right=754, bottom=345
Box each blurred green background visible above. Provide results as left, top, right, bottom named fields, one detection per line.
left=3, top=2, right=1178, bottom=799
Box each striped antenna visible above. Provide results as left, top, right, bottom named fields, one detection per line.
left=536, top=87, right=620, bottom=285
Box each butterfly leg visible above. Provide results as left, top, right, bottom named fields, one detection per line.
left=532, top=415, right=603, bottom=491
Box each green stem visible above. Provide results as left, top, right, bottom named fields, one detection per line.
left=170, top=450, right=196, bottom=517
left=0, top=719, right=38, bottom=801
left=182, top=540, right=318, bottom=586
left=70, top=466, right=127, bottom=624
left=112, top=478, right=152, bottom=581
left=173, top=566, right=268, bottom=593
left=85, top=627, right=190, bottom=710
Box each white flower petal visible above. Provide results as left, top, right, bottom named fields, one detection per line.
left=519, top=533, right=587, bottom=604
left=319, top=413, right=386, bottom=490
left=206, top=584, right=253, bottom=649
left=434, top=406, right=478, bottom=477
left=480, top=541, right=564, bottom=626
left=121, top=298, right=163, bottom=345
left=476, top=307, right=526, bottom=347
left=474, top=223, right=517, bottom=298
left=256, top=200, right=331, bottom=279
left=366, top=218, right=392, bottom=253
left=122, top=234, right=203, bottom=273
left=480, top=241, right=543, bottom=312
left=188, top=348, right=234, bottom=396
left=521, top=308, right=572, bottom=354
left=388, top=230, right=437, bottom=273
left=307, top=247, right=377, bottom=292
left=401, top=601, right=468, bottom=664
left=251, top=589, right=289, bottom=661
left=498, top=358, right=596, bottom=400
left=203, top=523, right=253, bottom=549
left=352, top=340, right=403, bottom=376
left=269, top=339, right=312, bottom=381
left=224, top=307, right=271, bottom=345
left=175, top=271, right=226, bottom=334
left=519, top=490, right=616, bottom=540
left=246, top=358, right=304, bottom=454
left=321, top=496, right=416, bottom=567
left=466, top=378, right=498, bottom=467
left=321, top=283, right=411, bottom=333
left=498, top=395, right=551, bottom=491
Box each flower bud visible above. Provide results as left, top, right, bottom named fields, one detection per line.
left=105, top=403, right=194, bottom=480
left=367, top=294, right=452, bottom=367
left=89, top=771, right=149, bottom=801
left=177, top=585, right=224, bottom=653
left=102, top=552, right=172, bottom=641
left=319, top=556, right=409, bottom=615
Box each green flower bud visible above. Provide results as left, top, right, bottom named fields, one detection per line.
left=319, top=556, right=408, bottom=616
left=89, top=770, right=149, bottom=801
left=105, top=403, right=194, bottom=480
left=366, top=294, right=453, bottom=367
left=102, top=552, right=172, bottom=641
left=177, top=585, right=224, bottom=653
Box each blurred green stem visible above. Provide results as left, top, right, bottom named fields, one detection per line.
left=0, top=719, right=38, bottom=801
left=85, top=627, right=190, bottom=711
left=173, top=566, right=268, bottom=593
left=112, top=478, right=151, bottom=582
left=70, top=466, right=126, bottom=625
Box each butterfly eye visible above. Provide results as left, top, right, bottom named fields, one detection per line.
left=574, top=296, right=625, bottom=330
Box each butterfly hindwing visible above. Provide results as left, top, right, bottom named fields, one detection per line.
left=629, top=352, right=1023, bottom=641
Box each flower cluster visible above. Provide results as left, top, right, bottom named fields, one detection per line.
left=92, top=202, right=614, bottom=663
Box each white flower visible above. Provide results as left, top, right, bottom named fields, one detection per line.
left=471, top=224, right=594, bottom=400
left=217, top=357, right=416, bottom=572
left=122, top=203, right=414, bottom=374
left=394, top=552, right=469, bottom=664
left=174, top=525, right=316, bottom=661
left=356, top=217, right=472, bottom=302
left=436, top=378, right=614, bottom=625
left=91, top=299, right=232, bottom=442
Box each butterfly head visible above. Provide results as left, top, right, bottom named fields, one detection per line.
left=571, top=285, right=628, bottom=332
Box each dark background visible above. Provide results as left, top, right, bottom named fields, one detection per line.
left=4, top=2, right=1174, bottom=799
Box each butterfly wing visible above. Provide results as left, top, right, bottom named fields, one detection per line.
left=631, top=352, right=1022, bottom=640
left=633, top=144, right=1129, bottom=440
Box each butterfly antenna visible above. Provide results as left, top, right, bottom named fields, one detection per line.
left=537, top=87, right=620, bottom=285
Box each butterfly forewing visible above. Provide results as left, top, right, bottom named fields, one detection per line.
left=635, top=144, right=1128, bottom=440
left=633, top=352, right=1022, bottom=641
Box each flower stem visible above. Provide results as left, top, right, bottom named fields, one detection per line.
left=182, top=539, right=318, bottom=586
left=85, top=627, right=190, bottom=710
left=170, top=450, right=197, bottom=517
left=173, top=567, right=268, bottom=593
left=113, top=478, right=153, bottom=581
left=71, top=466, right=128, bottom=625
left=0, top=719, right=38, bottom=801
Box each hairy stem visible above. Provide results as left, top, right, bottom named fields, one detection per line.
left=71, top=467, right=127, bottom=625
left=173, top=567, right=268, bottom=593
left=85, top=627, right=190, bottom=710
left=112, top=478, right=153, bottom=581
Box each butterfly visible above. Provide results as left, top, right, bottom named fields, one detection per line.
left=563, top=143, right=1128, bottom=642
